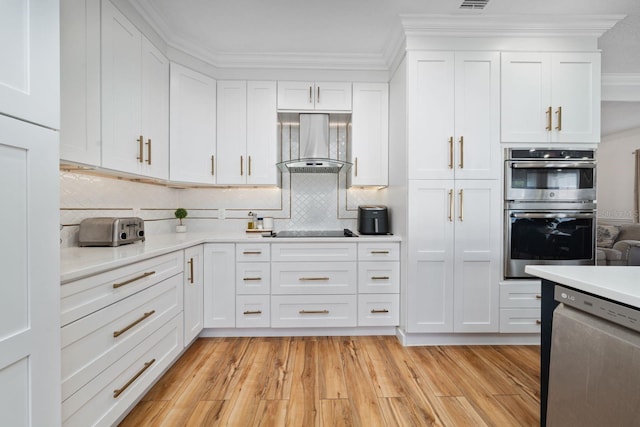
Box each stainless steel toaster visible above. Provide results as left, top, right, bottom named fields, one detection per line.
left=78, top=217, right=145, bottom=247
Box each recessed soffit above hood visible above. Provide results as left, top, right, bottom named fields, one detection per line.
left=276, top=113, right=352, bottom=174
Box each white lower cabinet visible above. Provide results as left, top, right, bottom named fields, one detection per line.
left=204, top=243, right=236, bottom=328
left=236, top=295, right=271, bottom=328
left=183, top=245, right=204, bottom=345
left=271, top=295, right=358, bottom=328
left=358, top=294, right=400, bottom=327
left=499, top=281, right=542, bottom=333
left=235, top=244, right=270, bottom=327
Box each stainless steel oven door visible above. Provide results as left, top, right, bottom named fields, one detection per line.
left=505, top=161, right=596, bottom=202
left=505, top=209, right=596, bottom=278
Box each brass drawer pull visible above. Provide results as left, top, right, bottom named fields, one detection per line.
left=370, top=250, right=390, bottom=254
left=555, top=106, right=562, bottom=131
left=113, top=358, right=156, bottom=398
left=299, top=309, right=329, bottom=314
left=136, top=135, right=144, bottom=163
left=244, top=310, right=262, bottom=315
left=536, top=320, right=542, bottom=325
left=211, top=155, right=215, bottom=175
left=243, top=251, right=262, bottom=255
left=113, top=310, right=156, bottom=338
left=243, top=277, right=262, bottom=281
left=371, top=276, right=390, bottom=280
left=545, top=106, right=552, bottom=131
left=113, top=271, right=155, bottom=289
left=458, top=136, right=464, bottom=169
left=188, top=258, right=194, bottom=284
left=448, top=136, right=453, bottom=169
left=371, top=309, right=390, bottom=314
left=299, top=277, right=330, bottom=281
left=240, top=155, right=244, bottom=176
left=145, top=138, right=152, bottom=165
left=535, top=294, right=542, bottom=300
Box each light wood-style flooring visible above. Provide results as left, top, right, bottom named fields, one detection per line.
left=120, top=336, right=540, bottom=426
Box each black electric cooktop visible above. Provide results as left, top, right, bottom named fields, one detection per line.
left=272, top=229, right=357, bottom=238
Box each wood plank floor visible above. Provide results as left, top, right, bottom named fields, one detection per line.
left=120, top=336, right=540, bottom=426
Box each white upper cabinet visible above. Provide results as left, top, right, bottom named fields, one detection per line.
left=350, top=82, right=389, bottom=187
left=101, top=0, right=169, bottom=179
left=169, top=63, right=217, bottom=184
left=501, top=52, right=601, bottom=143
left=0, top=0, right=59, bottom=129
left=217, top=80, right=277, bottom=185
left=408, top=51, right=500, bottom=180
left=277, top=81, right=352, bottom=111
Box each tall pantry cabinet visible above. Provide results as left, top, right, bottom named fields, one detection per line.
left=0, top=0, right=61, bottom=425
left=404, top=51, right=501, bottom=333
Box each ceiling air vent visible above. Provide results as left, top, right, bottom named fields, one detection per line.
left=459, top=0, right=490, bottom=10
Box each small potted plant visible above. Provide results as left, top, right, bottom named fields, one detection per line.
left=174, top=208, right=188, bottom=233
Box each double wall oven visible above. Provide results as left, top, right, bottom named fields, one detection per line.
left=504, top=149, right=597, bottom=278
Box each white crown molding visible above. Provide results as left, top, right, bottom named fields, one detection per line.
left=602, top=73, right=640, bottom=102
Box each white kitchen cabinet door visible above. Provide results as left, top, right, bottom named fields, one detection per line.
left=140, top=37, right=169, bottom=180
left=314, top=82, right=352, bottom=111
left=276, top=81, right=315, bottom=110
left=408, top=52, right=455, bottom=180
left=184, top=245, right=204, bottom=345
left=60, top=0, right=101, bottom=165
left=204, top=244, right=236, bottom=328
left=407, top=180, right=455, bottom=332
left=452, top=180, right=500, bottom=333
left=277, top=81, right=351, bottom=111
left=246, top=81, right=278, bottom=185
left=0, top=0, right=59, bottom=129
left=169, top=63, right=217, bottom=184
left=0, top=115, right=60, bottom=426
left=216, top=80, right=248, bottom=184
left=350, top=82, right=389, bottom=187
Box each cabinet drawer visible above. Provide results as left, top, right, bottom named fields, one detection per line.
left=236, top=243, right=270, bottom=262
left=271, top=262, right=357, bottom=294
left=61, top=273, right=183, bottom=401
left=61, top=251, right=183, bottom=326
left=271, top=295, right=357, bottom=328
left=358, top=262, right=400, bottom=293
left=500, top=282, right=541, bottom=308
left=236, top=263, right=270, bottom=294
left=271, top=243, right=356, bottom=262
left=499, top=308, right=541, bottom=333
left=358, top=242, right=400, bottom=261
left=358, top=294, right=400, bottom=326
left=236, top=295, right=270, bottom=328
left=62, top=314, right=183, bottom=427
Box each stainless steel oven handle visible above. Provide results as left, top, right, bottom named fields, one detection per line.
left=510, top=212, right=595, bottom=219
left=509, top=162, right=596, bottom=169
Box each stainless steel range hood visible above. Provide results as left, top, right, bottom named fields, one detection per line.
left=277, top=113, right=352, bottom=173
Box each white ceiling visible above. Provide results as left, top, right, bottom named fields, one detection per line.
left=130, top=0, right=640, bottom=72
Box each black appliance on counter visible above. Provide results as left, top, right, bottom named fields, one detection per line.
left=358, top=205, right=389, bottom=235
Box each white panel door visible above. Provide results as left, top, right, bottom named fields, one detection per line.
left=0, top=115, right=60, bottom=426
left=551, top=53, right=601, bottom=143
left=246, top=81, right=278, bottom=185
left=101, top=0, right=142, bottom=175
left=184, top=245, right=204, bottom=345
left=453, top=180, right=500, bottom=332
left=140, top=37, right=169, bottom=179
left=169, top=63, right=216, bottom=184
left=314, top=82, right=352, bottom=111
left=408, top=52, right=455, bottom=180
left=216, top=81, right=247, bottom=184
left=0, top=0, right=59, bottom=129
left=203, top=244, right=236, bottom=328
left=351, top=82, right=389, bottom=186
left=407, top=180, right=454, bottom=332
left=454, top=52, right=500, bottom=180
left=277, top=81, right=315, bottom=110
left=501, top=52, right=552, bottom=143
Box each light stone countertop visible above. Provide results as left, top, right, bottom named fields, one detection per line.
left=61, top=231, right=401, bottom=283
left=525, top=265, right=640, bottom=308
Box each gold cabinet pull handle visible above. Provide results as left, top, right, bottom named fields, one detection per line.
left=243, top=277, right=262, bottom=281
left=113, top=310, right=156, bottom=338
left=458, top=136, right=464, bottom=169
left=309, top=86, right=313, bottom=104
left=371, top=276, right=390, bottom=280
left=242, top=251, right=262, bottom=255
left=299, top=309, right=329, bottom=314
left=371, top=309, right=389, bottom=314
left=536, top=320, right=542, bottom=325
left=240, top=155, right=244, bottom=176
left=355, top=157, right=358, bottom=177
left=458, top=189, right=464, bottom=221
left=248, top=155, right=252, bottom=176
left=545, top=106, right=552, bottom=131
left=113, top=358, right=155, bottom=398
left=448, top=136, right=453, bottom=169
left=188, top=258, right=194, bottom=284
left=448, top=189, right=454, bottom=222
left=317, top=86, right=320, bottom=103
left=536, top=294, right=542, bottom=300
left=243, top=310, right=262, bottom=315
left=145, top=138, right=152, bottom=164
left=211, top=155, right=215, bottom=176
left=136, top=135, right=144, bottom=162
left=555, top=106, right=562, bottom=131
left=113, top=271, right=156, bottom=289
left=370, top=250, right=390, bottom=254
left=299, top=277, right=330, bottom=281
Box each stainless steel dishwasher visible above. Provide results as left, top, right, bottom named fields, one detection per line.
left=546, top=285, right=640, bottom=426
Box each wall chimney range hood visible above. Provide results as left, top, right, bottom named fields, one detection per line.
left=277, top=113, right=352, bottom=174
